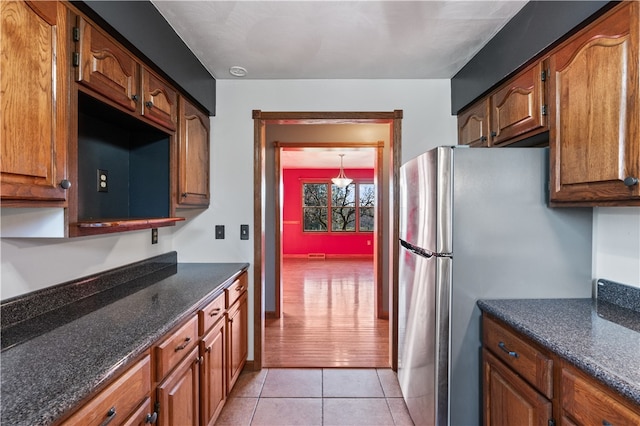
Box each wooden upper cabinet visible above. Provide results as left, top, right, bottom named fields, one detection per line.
left=75, top=16, right=178, bottom=132
left=549, top=2, right=640, bottom=205
left=1, top=0, right=70, bottom=204
left=457, top=98, right=490, bottom=147
left=141, top=68, right=177, bottom=131
left=75, top=16, right=138, bottom=113
left=177, top=97, right=210, bottom=207
left=490, top=60, right=548, bottom=146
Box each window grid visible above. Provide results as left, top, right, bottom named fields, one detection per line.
left=302, top=181, right=374, bottom=233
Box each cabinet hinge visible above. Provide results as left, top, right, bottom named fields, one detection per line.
left=541, top=104, right=548, bottom=116
left=548, top=419, right=556, bottom=426
left=541, top=69, right=548, bottom=82
left=72, top=52, right=80, bottom=67
left=72, top=27, right=80, bottom=42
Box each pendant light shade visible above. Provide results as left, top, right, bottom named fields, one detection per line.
left=332, top=154, right=353, bottom=188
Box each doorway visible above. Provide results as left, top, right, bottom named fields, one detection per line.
left=252, top=110, right=402, bottom=371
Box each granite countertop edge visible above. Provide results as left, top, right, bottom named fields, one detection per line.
left=1, top=261, right=250, bottom=426
left=477, top=299, right=640, bottom=406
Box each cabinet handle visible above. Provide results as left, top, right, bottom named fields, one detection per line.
left=131, top=94, right=139, bottom=102
left=602, top=421, right=612, bottom=426
left=498, top=341, right=519, bottom=358
left=209, top=308, right=221, bottom=317
left=623, top=176, right=638, bottom=187
left=145, top=412, right=158, bottom=424
left=174, top=337, right=191, bottom=352
left=145, top=101, right=154, bottom=109
left=59, top=179, right=71, bottom=190
left=490, top=131, right=497, bottom=138
left=182, top=193, right=188, bottom=198
left=99, top=407, right=117, bottom=426
left=196, top=355, right=204, bottom=364
left=480, top=136, right=487, bottom=143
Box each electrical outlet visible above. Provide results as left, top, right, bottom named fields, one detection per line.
left=151, top=228, right=158, bottom=244
left=240, top=224, right=249, bottom=240
left=97, top=169, right=108, bottom=192
left=215, top=225, right=225, bottom=239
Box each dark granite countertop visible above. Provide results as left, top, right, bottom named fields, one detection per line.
left=0, top=259, right=249, bottom=426
left=477, top=296, right=640, bottom=406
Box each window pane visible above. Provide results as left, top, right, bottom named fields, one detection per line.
left=359, top=207, right=374, bottom=231
left=332, top=207, right=356, bottom=231
left=332, top=183, right=356, bottom=207
left=304, top=184, right=328, bottom=207
left=304, top=207, right=327, bottom=231
left=359, top=183, right=375, bottom=207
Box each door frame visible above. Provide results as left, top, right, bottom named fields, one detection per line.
left=252, top=110, right=402, bottom=371
left=273, top=141, right=384, bottom=319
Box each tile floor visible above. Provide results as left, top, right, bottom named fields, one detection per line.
left=215, top=368, right=414, bottom=426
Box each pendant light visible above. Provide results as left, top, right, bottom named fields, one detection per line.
left=332, top=154, right=353, bottom=188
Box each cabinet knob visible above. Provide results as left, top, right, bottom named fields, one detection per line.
left=145, top=101, right=153, bottom=109
left=131, top=94, right=139, bottom=102
left=100, top=407, right=117, bottom=426
left=145, top=411, right=158, bottom=424
left=490, top=131, right=497, bottom=138
left=59, top=179, right=71, bottom=190
left=182, top=193, right=188, bottom=198
left=480, top=136, right=487, bottom=143
left=623, top=176, right=639, bottom=187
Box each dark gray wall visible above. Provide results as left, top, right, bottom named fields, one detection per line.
left=75, top=1, right=216, bottom=116
left=451, top=1, right=612, bottom=115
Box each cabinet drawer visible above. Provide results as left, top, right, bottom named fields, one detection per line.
left=562, top=366, right=640, bottom=426
left=62, top=354, right=151, bottom=426
left=226, top=274, right=248, bottom=308
left=199, top=292, right=226, bottom=335
left=155, top=316, right=198, bottom=380
left=483, top=316, right=553, bottom=398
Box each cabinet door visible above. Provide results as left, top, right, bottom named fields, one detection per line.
left=549, top=2, right=640, bottom=203
left=490, top=60, right=547, bottom=146
left=201, top=317, right=226, bottom=426
left=561, top=365, right=640, bottom=426
left=1, top=1, right=69, bottom=203
left=227, top=291, right=248, bottom=392
left=177, top=97, right=210, bottom=207
left=157, top=346, right=200, bottom=426
left=483, top=349, right=552, bottom=426
left=76, top=16, right=138, bottom=112
left=457, top=98, right=490, bottom=147
left=141, top=68, right=177, bottom=131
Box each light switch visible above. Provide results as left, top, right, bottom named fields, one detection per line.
left=241, top=224, right=249, bottom=240
left=215, top=225, right=225, bottom=239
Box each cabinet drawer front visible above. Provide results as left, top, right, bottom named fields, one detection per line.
left=199, top=293, right=226, bottom=335
left=483, top=317, right=553, bottom=398
left=225, top=274, right=248, bottom=308
left=562, top=367, right=640, bottom=426
left=62, top=354, right=151, bottom=426
left=155, top=316, right=198, bottom=380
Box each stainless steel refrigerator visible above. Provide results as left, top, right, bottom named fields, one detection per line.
left=397, top=146, right=592, bottom=426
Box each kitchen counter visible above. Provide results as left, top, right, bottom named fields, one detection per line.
left=0, top=253, right=249, bottom=425
left=478, top=291, right=640, bottom=407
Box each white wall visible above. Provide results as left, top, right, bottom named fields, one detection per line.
left=1, top=227, right=173, bottom=299
left=593, top=207, right=640, bottom=289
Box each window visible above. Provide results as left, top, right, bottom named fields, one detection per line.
left=303, top=182, right=374, bottom=232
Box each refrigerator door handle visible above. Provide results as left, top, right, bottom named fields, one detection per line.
left=400, top=239, right=452, bottom=259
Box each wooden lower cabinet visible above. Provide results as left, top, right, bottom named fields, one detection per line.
left=156, top=346, right=200, bottom=426
left=200, top=317, right=226, bottom=426
left=483, top=349, right=552, bottom=426
left=483, top=314, right=640, bottom=425
left=227, top=291, right=248, bottom=392
left=61, top=354, right=152, bottom=426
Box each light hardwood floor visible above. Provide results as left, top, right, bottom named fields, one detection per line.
left=264, top=258, right=390, bottom=368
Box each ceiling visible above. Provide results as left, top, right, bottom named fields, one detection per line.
left=151, top=0, right=528, bottom=80
left=150, top=1, right=527, bottom=169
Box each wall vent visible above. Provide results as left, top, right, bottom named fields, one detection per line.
left=307, top=253, right=326, bottom=259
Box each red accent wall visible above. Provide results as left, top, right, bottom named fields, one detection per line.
left=282, top=168, right=375, bottom=256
